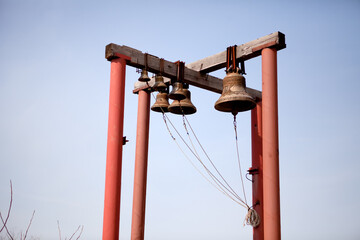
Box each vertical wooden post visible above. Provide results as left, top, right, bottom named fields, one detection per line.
left=262, top=48, right=281, bottom=240
left=103, top=55, right=130, bottom=240
left=251, top=101, right=264, bottom=240
left=131, top=90, right=151, bottom=240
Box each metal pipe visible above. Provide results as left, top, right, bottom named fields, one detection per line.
left=131, top=90, right=151, bottom=240
left=251, top=101, right=264, bottom=240
left=261, top=48, right=281, bottom=240
left=102, top=55, right=129, bottom=240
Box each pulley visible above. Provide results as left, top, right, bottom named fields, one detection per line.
left=153, top=75, right=167, bottom=92
left=151, top=92, right=169, bottom=113
left=168, top=82, right=186, bottom=100
left=214, top=70, right=256, bottom=115
left=138, top=69, right=150, bottom=82
left=168, top=88, right=196, bottom=115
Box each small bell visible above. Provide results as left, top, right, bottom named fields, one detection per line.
left=153, top=75, right=167, bottom=92
left=138, top=69, right=150, bottom=82
left=168, top=82, right=186, bottom=100
left=214, top=71, right=256, bottom=115
left=168, top=88, right=196, bottom=115
left=151, top=92, right=169, bottom=113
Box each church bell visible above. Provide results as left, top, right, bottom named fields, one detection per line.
left=168, top=82, right=187, bottom=100
left=152, top=75, right=167, bottom=92
left=214, top=71, right=256, bottom=115
left=138, top=69, right=150, bottom=82
left=151, top=92, right=169, bottom=113
left=168, top=88, right=196, bottom=115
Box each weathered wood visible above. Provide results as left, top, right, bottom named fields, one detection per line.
left=186, top=32, right=286, bottom=73
left=105, top=43, right=262, bottom=99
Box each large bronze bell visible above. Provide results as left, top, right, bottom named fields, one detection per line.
left=214, top=71, right=256, bottom=115
left=168, top=88, right=196, bottom=115
left=151, top=92, right=169, bottom=113
left=138, top=69, right=150, bottom=82
left=152, top=75, right=167, bottom=92
left=168, top=82, right=186, bottom=100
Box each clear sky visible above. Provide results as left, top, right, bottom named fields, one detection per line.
left=1, top=0, right=359, bottom=239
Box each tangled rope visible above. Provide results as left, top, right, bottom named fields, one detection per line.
left=244, top=208, right=260, bottom=228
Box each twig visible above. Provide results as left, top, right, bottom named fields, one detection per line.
left=0, top=212, right=14, bottom=240
left=0, top=181, right=14, bottom=240
left=22, top=210, right=35, bottom=240
left=68, top=225, right=81, bottom=240
left=75, top=226, right=84, bottom=240
left=0, top=180, right=13, bottom=233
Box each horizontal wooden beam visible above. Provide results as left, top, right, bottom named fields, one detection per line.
left=105, top=44, right=262, bottom=99
left=186, top=31, right=286, bottom=73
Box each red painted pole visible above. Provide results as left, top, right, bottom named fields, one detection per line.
left=251, top=101, right=264, bottom=240
left=103, top=55, right=130, bottom=240
left=261, top=48, right=280, bottom=240
left=131, top=90, right=151, bottom=240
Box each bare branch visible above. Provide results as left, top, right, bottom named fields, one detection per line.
left=75, top=226, right=83, bottom=240
left=57, top=220, right=62, bottom=240
left=0, top=181, right=14, bottom=240
left=22, top=210, right=35, bottom=240
left=68, top=225, right=80, bottom=240
left=0, top=180, right=13, bottom=233
left=0, top=212, right=13, bottom=240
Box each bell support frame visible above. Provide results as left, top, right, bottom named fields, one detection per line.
left=103, top=32, right=286, bottom=240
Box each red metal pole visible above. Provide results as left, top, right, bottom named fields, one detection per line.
left=103, top=55, right=130, bottom=240
left=261, top=48, right=280, bottom=240
left=251, top=101, right=264, bottom=240
left=131, top=90, right=151, bottom=240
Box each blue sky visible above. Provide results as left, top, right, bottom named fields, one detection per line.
left=0, top=0, right=360, bottom=239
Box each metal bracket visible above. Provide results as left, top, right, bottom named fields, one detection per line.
left=122, top=136, right=129, bottom=145
left=248, top=167, right=259, bottom=175
left=246, top=167, right=259, bottom=183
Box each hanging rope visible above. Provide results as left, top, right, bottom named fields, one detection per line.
left=149, top=91, right=263, bottom=228
left=182, top=110, right=262, bottom=228
left=178, top=105, right=248, bottom=205
left=163, top=113, right=247, bottom=207
left=144, top=65, right=261, bottom=227
left=182, top=113, right=247, bottom=206
left=165, top=111, right=247, bottom=207
left=149, top=91, right=248, bottom=207
left=233, top=114, right=248, bottom=206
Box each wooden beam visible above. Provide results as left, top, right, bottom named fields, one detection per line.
left=105, top=44, right=262, bottom=99
left=186, top=32, right=286, bottom=73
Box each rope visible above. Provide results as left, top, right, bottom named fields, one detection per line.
left=150, top=92, right=248, bottom=207
left=180, top=115, right=248, bottom=207
left=149, top=91, right=252, bottom=210
left=233, top=114, right=248, bottom=205
left=182, top=114, right=247, bottom=206
left=160, top=110, right=247, bottom=208
left=244, top=208, right=260, bottom=228
left=165, top=112, right=247, bottom=207
left=167, top=116, right=246, bottom=207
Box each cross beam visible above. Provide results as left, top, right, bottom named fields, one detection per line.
left=105, top=44, right=262, bottom=99
left=186, top=32, right=286, bottom=73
